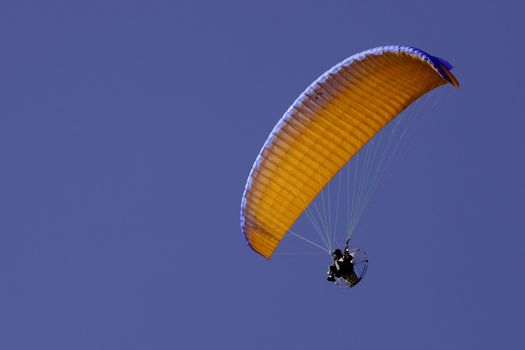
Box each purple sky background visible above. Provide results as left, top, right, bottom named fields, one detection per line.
left=1, top=1, right=524, bottom=349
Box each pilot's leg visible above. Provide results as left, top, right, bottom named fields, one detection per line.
left=327, top=265, right=337, bottom=282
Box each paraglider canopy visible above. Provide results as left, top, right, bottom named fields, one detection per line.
left=240, top=45, right=459, bottom=259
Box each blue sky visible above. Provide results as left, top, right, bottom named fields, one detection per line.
left=1, top=1, right=524, bottom=349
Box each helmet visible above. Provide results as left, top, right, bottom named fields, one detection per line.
left=332, top=249, right=343, bottom=258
